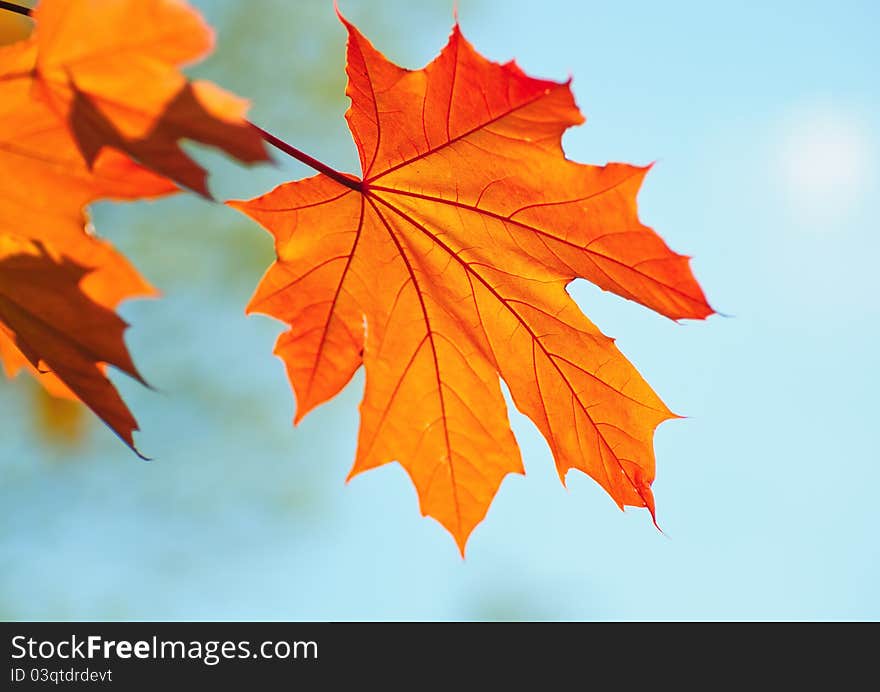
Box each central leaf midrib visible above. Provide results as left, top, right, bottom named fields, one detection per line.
left=366, top=196, right=464, bottom=540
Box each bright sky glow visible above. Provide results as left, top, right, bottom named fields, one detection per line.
left=776, top=106, right=872, bottom=226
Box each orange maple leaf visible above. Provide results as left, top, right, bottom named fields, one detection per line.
left=235, top=15, right=713, bottom=552
left=0, top=0, right=266, bottom=450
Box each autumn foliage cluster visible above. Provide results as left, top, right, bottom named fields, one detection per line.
left=1, top=0, right=710, bottom=551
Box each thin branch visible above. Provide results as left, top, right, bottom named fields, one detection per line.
left=251, top=123, right=362, bottom=192
left=0, top=1, right=32, bottom=17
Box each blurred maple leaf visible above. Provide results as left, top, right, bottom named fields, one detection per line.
left=0, top=247, right=149, bottom=451
left=0, top=0, right=267, bottom=452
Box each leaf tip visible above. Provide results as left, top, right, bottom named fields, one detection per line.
left=130, top=367, right=154, bottom=391
left=650, top=510, right=664, bottom=535
left=334, top=0, right=350, bottom=28
left=558, top=466, right=570, bottom=489
left=344, top=464, right=360, bottom=485
left=121, top=426, right=149, bottom=461
left=192, top=177, right=213, bottom=200
left=292, top=407, right=308, bottom=427
left=638, top=484, right=659, bottom=529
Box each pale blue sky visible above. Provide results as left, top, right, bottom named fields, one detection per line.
left=1, top=0, right=877, bottom=620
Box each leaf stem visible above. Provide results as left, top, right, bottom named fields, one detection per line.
left=251, top=123, right=362, bottom=192
left=0, top=1, right=31, bottom=17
